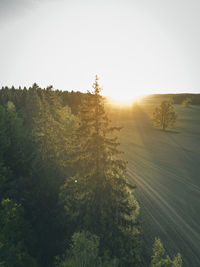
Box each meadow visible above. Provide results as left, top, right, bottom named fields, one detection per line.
left=110, top=96, right=200, bottom=266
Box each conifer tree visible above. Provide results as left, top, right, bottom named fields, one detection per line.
left=25, top=84, right=42, bottom=130
left=60, top=76, right=140, bottom=266
left=151, top=238, right=182, bottom=267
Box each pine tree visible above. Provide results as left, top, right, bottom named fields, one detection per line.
left=60, top=76, right=140, bottom=266
left=24, top=83, right=42, bottom=130
left=151, top=238, right=182, bottom=267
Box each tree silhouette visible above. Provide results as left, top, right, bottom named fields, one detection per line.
left=152, top=100, right=177, bottom=131
left=60, top=76, right=140, bottom=266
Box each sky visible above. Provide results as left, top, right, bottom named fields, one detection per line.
left=0, top=0, right=200, bottom=101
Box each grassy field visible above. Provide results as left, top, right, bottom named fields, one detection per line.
left=109, top=96, right=200, bottom=266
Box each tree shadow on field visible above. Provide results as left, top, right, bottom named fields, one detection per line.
left=154, top=128, right=180, bottom=134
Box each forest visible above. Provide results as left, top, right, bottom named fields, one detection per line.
left=1, top=80, right=198, bottom=267
left=1, top=0, right=200, bottom=265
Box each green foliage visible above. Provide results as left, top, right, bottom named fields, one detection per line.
left=55, top=231, right=118, bottom=267
left=0, top=199, right=37, bottom=267
left=182, top=97, right=192, bottom=107
left=0, top=103, right=33, bottom=201
left=172, top=253, right=182, bottom=267
left=0, top=105, right=10, bottom=158
left=34, top=98, right=77, bottom=167
left=0, top=92, right=78, bottom=266
left=23, top=87, right=78, bottom=266
left=152, top=100, right=177, bottom=131
left=151, top=238, right=182, bottom=267
left=7, top=101, right=16, bottom=111
left=0, top=84, right=187, bottom=267
left=60, top=76, right=141, bottom=266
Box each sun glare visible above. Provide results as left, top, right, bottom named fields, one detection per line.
left=106, top=95, right=142, bottom=107
left=104, top=89, right=146, bottom=107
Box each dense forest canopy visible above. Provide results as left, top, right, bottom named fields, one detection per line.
left=0, top=82, right=140, bottom=267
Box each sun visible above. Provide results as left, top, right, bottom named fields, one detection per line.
left=104, top=90, right=145, bottom=107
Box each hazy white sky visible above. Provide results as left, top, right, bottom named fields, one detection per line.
left=0, top=0, right=200, bottom=100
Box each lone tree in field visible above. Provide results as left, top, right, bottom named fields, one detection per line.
left=182, top=97, right=192, bottom=107
left=152, top=100, right=177, bottom=131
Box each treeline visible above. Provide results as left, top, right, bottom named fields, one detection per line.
left=0, top=84, right=78, bottom=266
left=0, top=81, right=182, bottom=267
left=0, top=84, right=83, bottom=114
left=150, top=93, right=200, bottom=105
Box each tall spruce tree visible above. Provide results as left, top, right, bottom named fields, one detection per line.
left=60, top=76, right=140, bottom=266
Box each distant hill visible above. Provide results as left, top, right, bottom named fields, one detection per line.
left=142, top=93, right=200, bottom=105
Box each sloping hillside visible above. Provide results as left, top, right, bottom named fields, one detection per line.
left=113, top=99, right=200, bottom=266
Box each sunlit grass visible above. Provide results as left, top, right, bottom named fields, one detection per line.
left=107, top=96, right=200, bottom=266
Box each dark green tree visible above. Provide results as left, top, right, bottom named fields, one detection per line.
left=0, top=199, right=37, bottom=267
left=55, top=231, right=118, bottom=267
left=23, top=84, right=43, bottom=130
left=0, top=103, right=34, bottom=202
left=60, top=76, right=140, bottom=266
